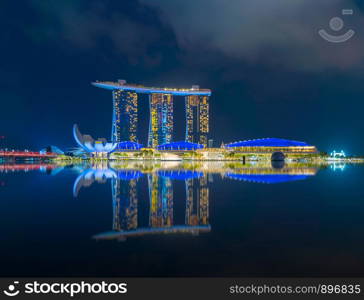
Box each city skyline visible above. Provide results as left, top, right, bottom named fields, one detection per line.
left=2, top=0, right=364, bottom=155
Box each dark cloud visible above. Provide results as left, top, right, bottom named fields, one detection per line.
left=143, top=0, right=364, bottom=71
left=25, top=0, right=364, bottom=71
left=27, top=0, right=176, bottom=67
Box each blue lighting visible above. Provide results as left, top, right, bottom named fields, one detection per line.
left=116, top=141, right=144, bottom=151
left=157, top=141, right=204, bottom=151
left=158, top=170, right=203, bottom=180
left=117, top=170, right=144, bottom=180
left=330, top=163, right=346, bottom=171
left=92, top=82, right=211, bottom=96
left=93, top=225, right=211, bottom=240
left=226, top=173, right=308, bottom=184
left=73, top=124, right=117, bottom=153
left=330, top=150, right=346, bottom=158
left=225, top=138, right=311, bottom=148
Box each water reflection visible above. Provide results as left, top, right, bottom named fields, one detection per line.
left=225, top=161, right=317, bottom=184
left=0, top=163, right=60, bottom=174
left=69, top=161, right=320, bottom=241
left=73, top=168, right=117, bottom=197
left=330, top=163, right=346, bottom=172
left=0, top=161, right=323, bottom=241
left=73, top=164, right=211, bottom=241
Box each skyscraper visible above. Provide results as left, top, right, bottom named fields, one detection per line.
left=93, top=80, right=211, bottom=148
left=111, top=89, right=138, bottom=143
left=185, top=95, right=209, bottom=147
left=148, top=93, right=173, bottom=148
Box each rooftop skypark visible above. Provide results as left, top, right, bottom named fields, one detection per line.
left=92, top=80, right=211, bottom=96
left=93, top=79, right=210, bottom=148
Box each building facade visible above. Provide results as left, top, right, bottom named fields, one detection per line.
left=148, top=93, right=173, bottom=148
left=73, top=124, right=117, bottom=157
left=185, top=95, right=209, bottom=147
left=111, top=89, right=138, bottom=143
left=224, top=138, right=318, bottom=153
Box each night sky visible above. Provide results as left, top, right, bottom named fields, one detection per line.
left=1, top=0, right=364, bottom=154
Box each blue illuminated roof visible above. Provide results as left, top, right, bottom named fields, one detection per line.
left=92, top=82, right=211, bottom=96
left=158, top=170, right=203, bottom=180
left=226, top=173, right=308, bottom=184
left=116, top=141, right=143, bottom=150
left=225, top=138, right=311, bottom=148
left=157, top=141, right=204, bottom=151
left=117, top=170, right=143, bottom=180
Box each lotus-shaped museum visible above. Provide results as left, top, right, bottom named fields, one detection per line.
left=73, top=124, right=117, bottom=156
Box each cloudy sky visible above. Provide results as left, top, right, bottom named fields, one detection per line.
left=1, top=0, right=364, bottom=153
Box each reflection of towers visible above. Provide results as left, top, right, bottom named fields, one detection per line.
left=148, top=174, right=174, bottom=227
left=185, top=175, right=209, bottom=226
left=92, top=170, right=211, bottom=241
left=112, top=90, right=138, bottom=143
left=185, top=95, right=209, bottom=147
left=112, top=178, right=138, bottom=231
left=148, top=94, right=173, bottom=148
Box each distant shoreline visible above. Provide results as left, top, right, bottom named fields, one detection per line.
left=53, top=151, right=364, bottom=164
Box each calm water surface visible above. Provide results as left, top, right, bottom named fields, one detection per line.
left=0, top=161, right=363, bottom=277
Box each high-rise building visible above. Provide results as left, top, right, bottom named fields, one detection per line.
left=185, top=95, right=209, bottom=147
left=111, top=89, right=138, bottom=143
left=92, top=80, right=211, bottom=148
left=148, top=93, right=173, bottom=148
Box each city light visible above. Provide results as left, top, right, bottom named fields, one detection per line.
left=94, top=80, right=211, bottom=149
left=330, top=150, right=346, bottom=158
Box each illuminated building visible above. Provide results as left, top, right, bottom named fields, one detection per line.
left=157, top=141, right=203, bottom=151
left=73, top=124, right=117, bottom=157
left=92, top=81, right=211, bottom=96
left=92, top=80, right=211, bottom=148
left=111, top=89, right=138, bottom=143
left=330, top=150, right=346, bottom=158
left=225, top=138, right=317, bottom=153
left=116, top=141, right=143, bottom=151
left=185, top=94, right=209, bottom=147
left=148, top=93, right=173, bottom=148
